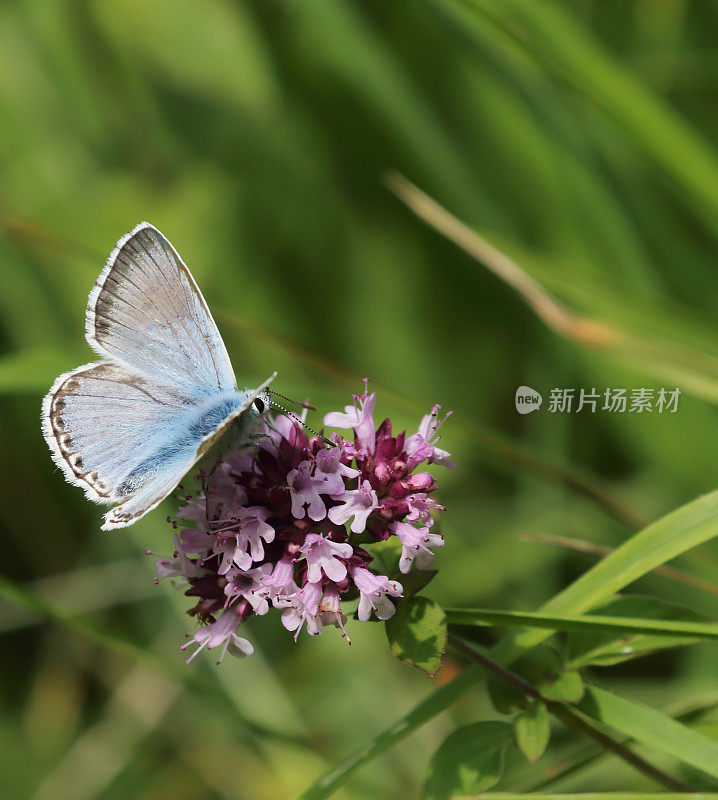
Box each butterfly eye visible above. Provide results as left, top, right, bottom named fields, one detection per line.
left=253, top=397, right=266, bottom=414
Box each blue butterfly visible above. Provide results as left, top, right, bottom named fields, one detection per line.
left=42, top=222, right=276, bottom=530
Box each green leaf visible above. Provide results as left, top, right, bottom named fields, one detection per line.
left=567, top=595, right=709, bottom=668
left=538, top=669, right=584, bottom=704
left=579, top=685, right=718, bottom=781
left=513, top=644, right=561, bottom=678
left=513, top=700, right=550, bottom=763
left=513, top=646, right=584, bottom=704
left=423, top=721, right=511, bottom=800
left=386, top=596, right=447, bottom=676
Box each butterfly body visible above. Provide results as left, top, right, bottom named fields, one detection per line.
left=42, top=222, right=276, bottom=530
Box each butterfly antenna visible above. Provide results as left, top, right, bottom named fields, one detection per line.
left=268, top=401, right=333, bottom=447
left=267, top=389, right=316, bottom=412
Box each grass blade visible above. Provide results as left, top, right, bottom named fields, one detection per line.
left=579, top=685, right=718, bottom=782
left=522, top=533, right=718, bottom=598
left=444, top=607, right=718, bottom=639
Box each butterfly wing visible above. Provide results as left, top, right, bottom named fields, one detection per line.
left=86, top=222, right=236, bottom=394
left=100, top=372, right=277, bottom=530
left=42, top=360, right=196, bottom=503
left=43, top=362, right=276, bottom=529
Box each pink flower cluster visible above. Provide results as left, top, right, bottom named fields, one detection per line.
left=155, top=385, right=455, bottom=663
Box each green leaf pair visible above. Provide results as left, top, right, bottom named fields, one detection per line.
left=488, top=646, right=584, bottom=714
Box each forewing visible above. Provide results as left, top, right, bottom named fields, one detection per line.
left=86, top=222, right=236, bottom=394
left=42, top=360, right=193, bottom=503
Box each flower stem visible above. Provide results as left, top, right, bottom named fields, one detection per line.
left=447, top=634, right=693, bottom=793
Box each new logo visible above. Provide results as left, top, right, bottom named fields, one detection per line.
left=515, top=385, right=543, bottom=414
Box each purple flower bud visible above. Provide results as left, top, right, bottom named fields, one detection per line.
left=374, top=462, right=392, bottom=485
left=404, top=473, right=437, bottom=492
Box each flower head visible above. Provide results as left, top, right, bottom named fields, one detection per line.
left=154, top=383, right=454, bottom=662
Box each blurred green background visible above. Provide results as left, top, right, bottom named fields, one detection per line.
left=2, top=0, right=718, bottom=797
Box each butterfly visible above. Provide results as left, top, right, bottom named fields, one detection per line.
left=42, top=222, right=276, bottom=530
